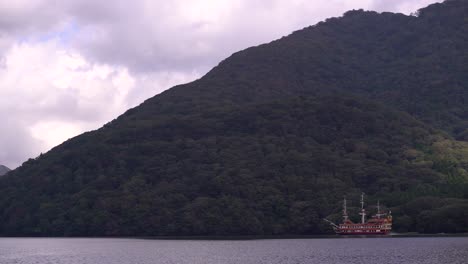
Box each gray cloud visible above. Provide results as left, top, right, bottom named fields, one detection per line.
left=0, top=116, right=44, bottom=168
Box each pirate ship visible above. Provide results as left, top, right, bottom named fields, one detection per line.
left=324, top=193, right=392, bottom=235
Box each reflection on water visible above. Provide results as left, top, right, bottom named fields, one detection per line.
left=0, top=237, right=466, bottom=264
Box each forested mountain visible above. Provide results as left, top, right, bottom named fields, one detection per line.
left=0, top=165, right=10, bottom=176
left=1, top=0, right=467, bottom=236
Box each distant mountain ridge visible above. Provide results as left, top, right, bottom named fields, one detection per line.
left=0, top=165, right=10, bottom=176
left=0, top=0, right=467, bottom=236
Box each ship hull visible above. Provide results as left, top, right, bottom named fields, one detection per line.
left=334, top=222, right=392, bottom=235
left=336, top=230, right=390, bottom=235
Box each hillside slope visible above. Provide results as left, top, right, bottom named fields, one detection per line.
left=1, top=0, right=468, bottom=236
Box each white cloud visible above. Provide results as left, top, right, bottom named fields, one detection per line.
left=371, top=0, right=443, bottom=13
left=0, top=39, right=197, bottom=168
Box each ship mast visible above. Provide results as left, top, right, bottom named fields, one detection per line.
left=359, top=192, right=366, bottom=224
left=376, top=200, right=382, bottom=219
left=343, top=196, right=349, bottom=222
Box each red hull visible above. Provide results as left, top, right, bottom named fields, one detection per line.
left=337, top=230, right=390, bottom=235
left=334, top=219, right=392, bottom=235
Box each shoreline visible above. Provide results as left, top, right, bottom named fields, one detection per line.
left=1, top=233, right=467, bottom=240
left=140, top=233, right=468, bottom=240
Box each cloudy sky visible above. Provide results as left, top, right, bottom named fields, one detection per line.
left=0, top=0, right=442, bottom=168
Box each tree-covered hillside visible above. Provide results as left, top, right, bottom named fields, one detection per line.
left=1, top=0, right=467, bottom=236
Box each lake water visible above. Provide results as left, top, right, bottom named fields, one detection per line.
left=0, top=237, right=466, bottom=264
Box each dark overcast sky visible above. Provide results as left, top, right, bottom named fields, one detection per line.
left=0, top=0, right=442, bottom=168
